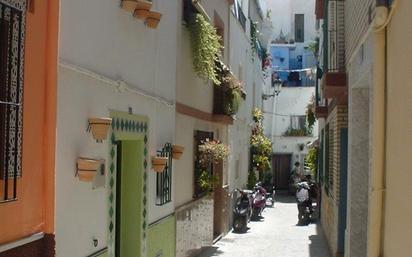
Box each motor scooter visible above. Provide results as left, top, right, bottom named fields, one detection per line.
left=265, top=186, right=276, bottom=207
left=251, top=183, right=267, bottom=220
left=232, top=189, right=252, bottom=232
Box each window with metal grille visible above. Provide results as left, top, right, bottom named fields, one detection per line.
left=193, top=130, right=213, bottom=198
left=0, top=1, right=25, bottom=203
left=156, top=143, right=172, bottom=205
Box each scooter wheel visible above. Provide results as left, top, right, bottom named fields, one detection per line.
left=251, top=208, right=259, bottom=220
left=233, top=217, right=246, bottom=233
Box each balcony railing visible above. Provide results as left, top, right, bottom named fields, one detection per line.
left=0, top=2, right=25, bottom=204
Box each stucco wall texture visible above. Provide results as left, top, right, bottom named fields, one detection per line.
left=384, top=1, right=412, bottom=256
left=147, top=215, right=176, bottom=257
left=0, top=0, right=58, bottom=245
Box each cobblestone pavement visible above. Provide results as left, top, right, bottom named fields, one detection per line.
left=198, top=194, right=331, bottom=257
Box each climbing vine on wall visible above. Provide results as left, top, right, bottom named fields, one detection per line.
left=306, top=94, right=316, bottom=134
left=187, top=13, right=222, bottom=85
left=250, top=108, right=273, bottom=181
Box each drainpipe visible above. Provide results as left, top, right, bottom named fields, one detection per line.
left=368, top=1, right=397, bottom=256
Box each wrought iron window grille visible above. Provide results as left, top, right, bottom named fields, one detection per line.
left=155, top=143, right=172, bottom=206
left=0, top=1, right=25, bottom=204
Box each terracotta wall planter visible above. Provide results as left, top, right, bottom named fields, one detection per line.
left=88, top=118, right=112, bottom=142
left=133, top=1, right=153, bottom=20
left=145, top=11, right=162, bottom=29
left=151, top=156, right=168, bottom=172
left=120, top=0, right=138, bottom=12
left=172, top=145, right=184, bottom=160
left=76, top=158, right=100, bottom=182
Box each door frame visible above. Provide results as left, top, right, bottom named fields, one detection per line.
left=108, top=111, right=149, bottom=257
left=272, top=153, right=292, bottom=190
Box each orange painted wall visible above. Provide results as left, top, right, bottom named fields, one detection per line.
left=0, top=0, right=58, bottom=244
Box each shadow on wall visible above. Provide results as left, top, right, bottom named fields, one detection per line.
left=308, top=224, right=332, bottom=257
left=196, top=246, right=224, bottom=257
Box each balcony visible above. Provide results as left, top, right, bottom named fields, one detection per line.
left=315, top=105, right=328, bottom=119
left=322, top=71, right=347, bottom=99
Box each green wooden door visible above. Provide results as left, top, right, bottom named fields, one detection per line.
left=116, top=140, right=143, bottom=257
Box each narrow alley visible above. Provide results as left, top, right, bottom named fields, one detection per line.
left=198, top=194, right=331, bottom=257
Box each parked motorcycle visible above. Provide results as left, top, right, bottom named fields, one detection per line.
left=232, top=189, right=253, bottom=232
left=264, top=185, right=276, bottom=207
left=251, top=183, right=267, bottom=220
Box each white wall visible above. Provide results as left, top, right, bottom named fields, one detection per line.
left=57, top=0, right=179, bottom=256
left=267, top=0, right=317, bottom=44
left=59, top=0, right=178, bottom=101
left=56, top=66, right=176, bottom=257
left=264, top=87, right=318, bottom=165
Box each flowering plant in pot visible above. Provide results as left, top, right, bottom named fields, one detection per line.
left=197, top=139, right=229, bottom=193
left=198, top=139, right=229, bottom=165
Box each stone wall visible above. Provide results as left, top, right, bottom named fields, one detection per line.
left=175, top=197, right=214, bottom=257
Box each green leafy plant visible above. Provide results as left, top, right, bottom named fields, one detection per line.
left=250, top=108, right=272, bottom=172
left=216, top=62, right=245, bottom=116
left=283, top=127, right=312, bottom=137
left=198, top=170, right=219, bottom=192
left=252, top=108, right=263, bottom=123
left=198, top=139, right=230, bottom=166
left=305, top=147, right=318, bottom=178
left=187, top=14, right=222, bottom=85
left=247, top=170, right=257, bottom=190
left=250, top=20, right=259, bottom=54
left=306, top=94, right=316, bottom=133
left=224, top=89, right=242, bottom=115
left=305, top=37, right=319, bottom=57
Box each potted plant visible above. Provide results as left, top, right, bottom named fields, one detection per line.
left=187, top=13, right=222, bottom=85
left=198, top=139, right=230, bottom=165
left=120, top=0, right=139, bottom=12
left=198, top=170, right=219, bottom=193
left=151, top=156, right=168, bottom=172
left=133, top=0, right=152, bottom=20
left=76, top=158, right=100, bottom=182
left=145, top=11, right=162, bottom=29
left=172, top=145, right=185, bottom=160
left=87, top=118, right=112, bottom=143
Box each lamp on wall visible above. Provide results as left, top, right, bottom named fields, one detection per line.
left=262, top=78, right=282, bottom=100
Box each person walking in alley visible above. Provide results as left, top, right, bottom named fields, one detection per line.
left=289, top=161, right=303, bottom=193
left=296, top=181, right=311, bottom=225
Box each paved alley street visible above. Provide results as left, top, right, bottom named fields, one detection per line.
left=199, top=194, right=331, bottom=257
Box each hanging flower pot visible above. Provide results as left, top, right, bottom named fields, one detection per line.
left=172, top=145, right=185, bottom=160
left=87, top=118, right=112, bottom=143
left=133, top=1, right=153, bottom=20
left=151, top=156, right=168, bottom=172
left=76, top=158, right=100, bottom=182
left=145, top=11, right=162, bottom=29
left=120, top=0, right=138, bottom=12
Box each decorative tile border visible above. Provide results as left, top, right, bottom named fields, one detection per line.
left=108, top=111, right=149, bottom=257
